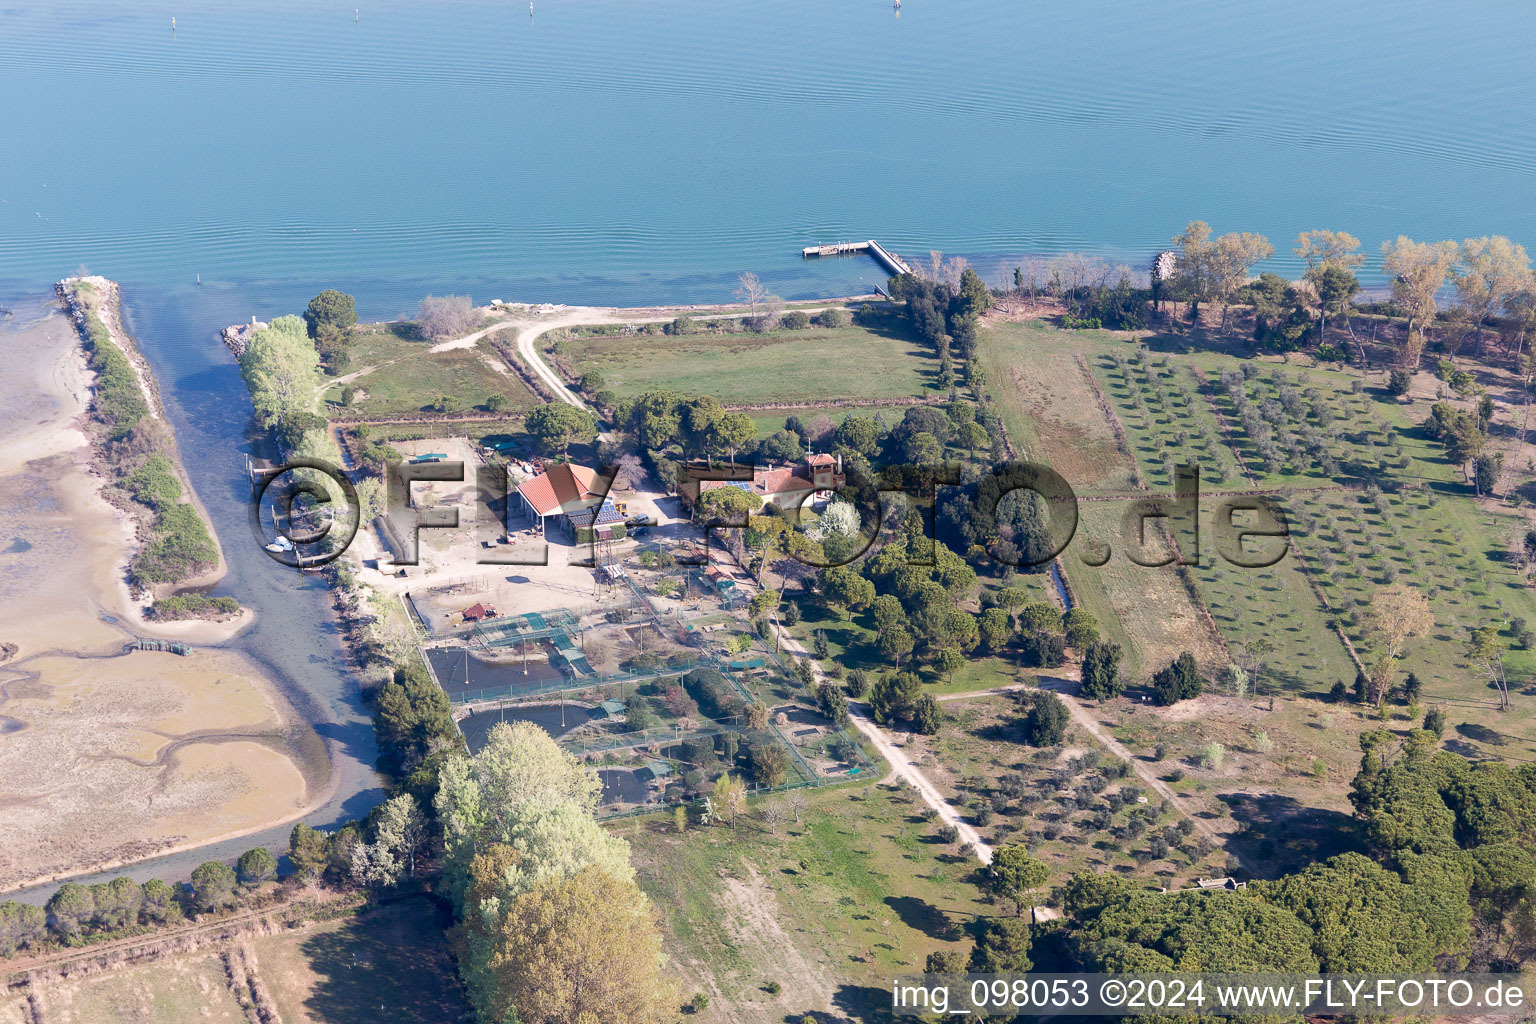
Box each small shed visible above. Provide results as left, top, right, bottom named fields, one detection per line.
left=640, top=760, right=673, bottom=781
left=461, top=602, right=496, bottom=622
left=597, top=699, right=627, bottom=718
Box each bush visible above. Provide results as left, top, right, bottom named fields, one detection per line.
left=937, top=823, right=960, bottom=844
left=814, top=307, right=851, bottom=328
left=148, top=595, right=242, bottom=620
left=1019, top=630, right=1065, bottom=668
left=1387, top=368, right=1412, bottom=396
left=80, top=312, right=149, bottom=440
left=131, top=503, right=218, bottom=588
left=1151, top=651, right=1201, bottom=706
left=780, top=309, right=811, bottom=330
left=1021, top=691, right=1069, bottom=746
left=680, top=666, right=746, bottom=720
left=125, top=453, right=182, bottom=509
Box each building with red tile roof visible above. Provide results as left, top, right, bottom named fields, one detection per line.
left=680, top=454, right=845, bottom=510
left=515, top=463, right=621, bottom=538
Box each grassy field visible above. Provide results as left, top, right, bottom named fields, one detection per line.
left=974, top=319, right=1139, bottom=491
left=563, top=322, right=940, bottom=406
left=248, top=898, right=468, bottom=1024
left=743, top=402, right=937, bottom=439
left=31, top=951, right=246, bottom=1023
left=625, top=780, right=990, bottom=1024
left=1063, top=501, right=1229, bottom=680
left=330, top=323, right=537, bottom=420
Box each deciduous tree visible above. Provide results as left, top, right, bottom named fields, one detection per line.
left=1452, top=236, right=1534, bottom=357
left=1363, top=584, right=1433, bottom=706
left=1210, top=231, right=1274, bottom=332
left=1382, top=237, right=1459, bottom=366
left=416, top=293, right=477, bottom=340
left=486, top=866, right=675, bottom=1024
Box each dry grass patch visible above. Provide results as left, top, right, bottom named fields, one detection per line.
left=38, top=951, right=245, bottom=1024
left=247, top=898, right=468, bottom=1024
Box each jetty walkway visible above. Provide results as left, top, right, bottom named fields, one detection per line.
left=801, top=239, right=913, bottom=276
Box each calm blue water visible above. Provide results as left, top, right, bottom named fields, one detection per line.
left=2, top=0, right=1532, bottom=887
left=3, top=0, right=1534, bottom=310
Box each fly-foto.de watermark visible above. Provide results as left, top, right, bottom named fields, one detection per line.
left=246, top=457, right=1288, bottom=571
left=890, top=973, right=1529, bottom=1017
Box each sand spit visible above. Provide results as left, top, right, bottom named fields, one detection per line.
left=0, top=297, right=325, bottom=892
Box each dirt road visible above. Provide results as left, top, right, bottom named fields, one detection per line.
left=770, top=619, right=995, bottom=865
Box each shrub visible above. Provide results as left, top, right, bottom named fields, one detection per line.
left=148, top=595, right=241, bottom=620
left=814, top=307, right=851, bottom=328
left=780, top=309, right=811, bottom=330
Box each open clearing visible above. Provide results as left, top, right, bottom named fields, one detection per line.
left=248, top=898, right=468, bottom=1024
left=564, top=322, right=939, bottom=405
left=627, top=781, right=988, bottom=1024
left=32, top=951, right=245, bottom=1023
left=332, top=322, right=538, bottom=419
left=975, top=319, right=1138, bottom=491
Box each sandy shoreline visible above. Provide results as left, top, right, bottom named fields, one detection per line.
left=59, top=277, right=252, bottom=644
left=0, top=297, right=326, bottom=892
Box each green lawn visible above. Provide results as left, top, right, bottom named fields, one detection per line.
left=564, top=322, right=940, bottom=405
left=329, top=323, right=536, bottom=420
left=625, top=781, right=989, bottom=1024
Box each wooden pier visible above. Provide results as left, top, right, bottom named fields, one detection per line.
left=801, top=239, right=913, bottom=277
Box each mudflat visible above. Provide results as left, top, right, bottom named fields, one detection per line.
left=0, top=306, right=321, bottom=892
